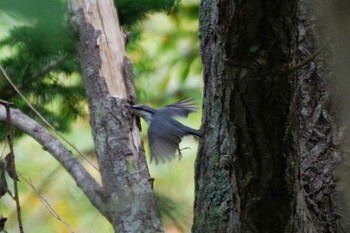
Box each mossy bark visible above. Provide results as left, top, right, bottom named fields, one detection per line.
left=68, top=0, right=163, bottom=232
left=193, top=1, right=336, bottom=232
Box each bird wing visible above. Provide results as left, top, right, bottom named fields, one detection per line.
left=148, top=119, right=184, bottom=164
left=158, top=99, right=198, bottom=118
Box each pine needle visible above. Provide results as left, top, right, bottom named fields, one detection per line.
left=0, top=65, right=98, bottom=171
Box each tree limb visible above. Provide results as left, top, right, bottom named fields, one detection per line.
left=0, top=101, right=24, bottom=233
left=0, top=105, right=105, bottom=217
left=0, top=65, right=98, bottom=171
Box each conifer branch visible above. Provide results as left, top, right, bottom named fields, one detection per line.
left=32, top=54, right=69, bottom=80
left=0, top=65, right=98, bottom=171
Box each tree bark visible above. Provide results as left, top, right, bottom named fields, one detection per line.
left=193, top=0, right=336, bottom=233
left=67, top=0, right=163, bottom=232
left=0, top=0, right=164, bottom=232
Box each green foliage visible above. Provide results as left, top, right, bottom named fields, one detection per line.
left=0, top=0, right=178, bottom=140
left=116, top=0, right=176, bottom=25
left=0, top=0, right=176, bottom=27
left=0, top=0, right=201, bottom=231
left=156, top=193, right=190, bottom=232
left=127, top=1, right=202, bottom=106
left=126, top=2, right=202, bottom=231
left=0, top=0, right=83, bottom=141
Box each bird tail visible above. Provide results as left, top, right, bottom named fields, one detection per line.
left=186, top=127, right=203, bottom=138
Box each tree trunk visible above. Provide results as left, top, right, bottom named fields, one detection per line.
left=67, top=0, right=163, bottom=232
left=193, top=0, right=336, bottom=232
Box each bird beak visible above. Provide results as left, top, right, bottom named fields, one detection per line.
left=130, top=105, right=141, bottom=110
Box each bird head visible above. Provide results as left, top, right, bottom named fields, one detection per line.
left=131, top=105, right=155, bottom=124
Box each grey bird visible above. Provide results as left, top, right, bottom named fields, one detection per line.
left=131, top=99, right=202, bottom=163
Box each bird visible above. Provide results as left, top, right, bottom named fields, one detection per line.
left=131, top=99, right=202, bottom=163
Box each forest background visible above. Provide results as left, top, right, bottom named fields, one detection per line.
left=1, top=0, right=350, bottom=232
left=0, top=0, right=201, bottom=232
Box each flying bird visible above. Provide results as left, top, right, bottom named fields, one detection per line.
left=131, top=99, right=202, bottom=163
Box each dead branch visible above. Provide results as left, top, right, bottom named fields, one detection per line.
left=20, top=175, right=76, bottom=233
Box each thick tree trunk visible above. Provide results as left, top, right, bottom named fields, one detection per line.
left=193, top=0, right=336, bottom=232
left=68, top=0, right=163, bottom=232
left=285, top=2, right=335, bottom=232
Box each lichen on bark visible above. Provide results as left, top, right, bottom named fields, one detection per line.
left=193, top=0, right=336, bottom=232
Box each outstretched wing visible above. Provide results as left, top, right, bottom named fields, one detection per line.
left=148, top=118, right=184, bottom=164
left=157, top=99, right=198, bottom=118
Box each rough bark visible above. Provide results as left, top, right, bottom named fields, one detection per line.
left=193, top=0, right=336, bottom=233
left=322, top=1, right=350, bottom=232
left=284, top=2, right=336, bottom=232
left=0, top=0, right=163, bottom=232
left=67, top=0, right=163, bottom=232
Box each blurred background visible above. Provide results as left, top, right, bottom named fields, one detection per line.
left=0, top=0, right=202, bottom=232
left=4, top=1, right=350, bottom=232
